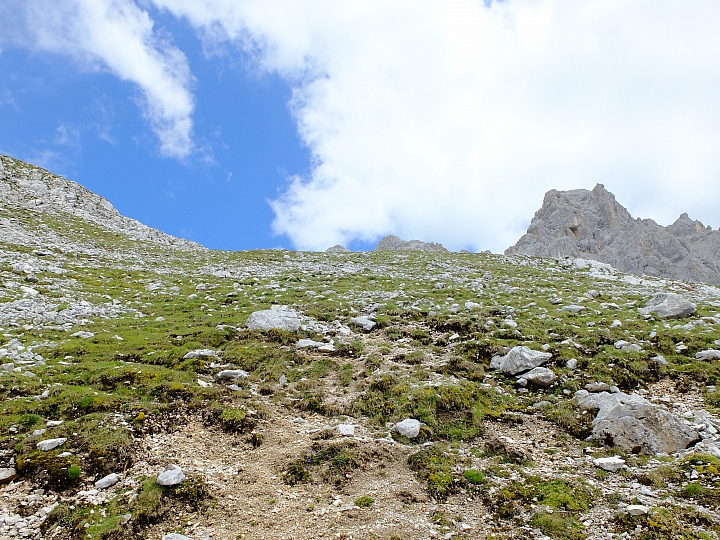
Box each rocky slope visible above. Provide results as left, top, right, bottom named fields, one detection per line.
left=2, top=157, right=720, bottom=540
left=506, top=184, right=720, bottom=285
left=0, top=155, right=200, bottom=250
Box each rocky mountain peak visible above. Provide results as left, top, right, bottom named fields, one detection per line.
left=507, top=185, right=720, bottom=285
left=375, top=235, right=448, bottom=252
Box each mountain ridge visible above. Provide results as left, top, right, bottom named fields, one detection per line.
left=506, top=183, right=720, bottom=285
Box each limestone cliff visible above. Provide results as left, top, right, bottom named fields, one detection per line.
left=506, top=184, right=720, bottom=285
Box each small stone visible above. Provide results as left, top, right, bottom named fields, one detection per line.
left=593, top=456, right=626, bottom=472
left=585, top=382, right=611, bottom=393
left=626, top=505, right=649, bottom=516
left=520, top=367, right=556, bottom=387
left=566, top=358, right=578, bottom=369
left=216, top=369, right=248, bottom=380
left=336, top=424, right=355, bottom=436
left=36, top=438, right=67, bottom=451
left=183, top=349, right=219, bottom=359
left=162, top=535, right=195, bottom=540
left=0, top=467, right=18, bottom=484
left=350, top=316, right=376, bottom=331
left=95, top=473, right=120, bottom=489
left=696, top=350, right=720, bottom=361
left=651, top=355, right=669, bottom=366
left=391, top=419, right=422, bottom=438
left=157, top=464, right=185, bottom=486
left=279, top=374, right=288, bottom=385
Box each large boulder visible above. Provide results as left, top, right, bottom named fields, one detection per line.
left=637, top=293, right=696, bottom=319
left=491, top=346, right=552, bottom=375
left=519, top=367, right=556, bottom=387
left=246, top=305, right=301, bottom=332
left=575, top=390, right=700, bottom=454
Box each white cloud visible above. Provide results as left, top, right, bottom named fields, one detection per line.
left=0, top=0, right=195, bottom=158
left=151, top=0, right=720, bottom=251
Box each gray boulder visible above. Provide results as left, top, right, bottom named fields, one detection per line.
left=519, top=367, right=556, bottom=387
left=0, top=467, right=18, bottom=484
left=375, top=235, right=448, bottom=253
left=37, top=438, right=67, bottom=451
left=183, top=349, right=219, bottom=359
left=391, top=419, right=422, bottom=438
left=696, top=349, right=720, bottom=361
left=505, top=184, right=720, bottom=285
left=216, top=370, right=248, bottom=380
left=95, top=473, right=120, bottom=489
left=246, top=305, right=301, bottom=332
left=350, top=316, right=376, bottom=331
left=575, top=390, right=700, bottom=454
left=157, top=464, right=185, bottom=486
left=592, top=456, right=625, bottom=472
left=326, top=245, right=350, bottom=253
left=492, top=346, right=552, bottom=375
left=637, top=293, right=696, bottom=319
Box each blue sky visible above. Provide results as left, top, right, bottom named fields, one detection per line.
left=0, top=18, right=312, bottom=250
left=1, top=1, right=719, bottom=252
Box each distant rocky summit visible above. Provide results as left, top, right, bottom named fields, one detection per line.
left=375, top=235, right=448, bottom=253
left=506, top=184, right=720, bottom=285
left=325, top=244, right=350, bottom=253
left=0, top=155, right=199, bottom=249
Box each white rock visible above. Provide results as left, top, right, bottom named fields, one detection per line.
left=162, top=534, right=195, bottom=540
left=520, top=367, right=556, bottom=387
left=696, top=350, right=720, bottom=361
left=95, top=473, right=120, bottom=489
left=626, top=505, right=649, bottom=516
left=246, top=306, right=301, bottom=331
left=336, top=424, right=355, bottom=436
left=638, top=293, right=696, bottom=319
left=350, top=316, right=376, bottom=331
left=593, top=456, right=626, bottom=472
left=36, top=438, right=67, bottom=451
left=296, top=339, right=324, bottom=349
left=183, top=349, right=219, bottom=359
left=157, top=464, right=185, bottom=486
left=216, top=370, right=248, bottom=380
left=391, top=418, right=422, bottom=438
left=494, top=346, right=552, bottom=375
left=566, top=358, right=578, bottom=369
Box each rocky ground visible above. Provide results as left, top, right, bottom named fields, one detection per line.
left=2, top=157, right=720, bottom=540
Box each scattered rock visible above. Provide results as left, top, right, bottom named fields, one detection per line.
left=183, top=349, right=219, bottom=359
left=162, top=535, right=195, bottom=540
left=336, top=424, right=355, bottom=436
left=216, top=370, right=249, bottom=380
left=95, top=473, right=120, bottom=489
left=585, top=382, right=611, bottom=393
left=350, top=316, right=376, bottom=331
left=637, top=293, right=696, bottom=319
left=575, top=390, right=700, bottom=454
left=326, top=245, right=350, bottom=253
left=391, top=419, right=422, bottom=438
left=491, top=346, right=552, bottom=375
left=519, top=367, right=556, bottom=387
left=651, top=355, right=669, bottom=366
left=36, top=438, right=67, bottom=451
left=626, top=505, right=650, bottom=516
left=696, top=350, right=720, bottom=361
left=0, top=467, right=18, bottom=484
left=566, top=358, right=578, bottom=369
left=246, top=306, right=301, bottom=332
left=592, top=456, right=625, bottom=472
left=157, top=464, right=185, bottom=486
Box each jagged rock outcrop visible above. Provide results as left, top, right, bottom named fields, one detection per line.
left=0, top=155, right=200, bottom=249
left=325, top=244, right=350, bottom=253
left=506, top=184, right=720, bottom=285
left=375, top=235, right=448, bottom=252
